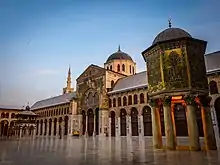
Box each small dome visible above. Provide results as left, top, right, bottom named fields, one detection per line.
left=152, top=27, right=192, bottom=45
left=106, top=46, right=133, bottom=63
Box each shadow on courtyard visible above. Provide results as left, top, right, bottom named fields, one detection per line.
left=0, top=137, right=220, bottom=165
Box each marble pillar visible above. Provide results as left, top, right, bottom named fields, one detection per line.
left=85, top=115, right=88, bottom=137
left=200, top=96, right=217, bottom=150
left=186, top=104, right=200, bottom=150
left=139, top=115, right=144, bottom=137
left=127, top=116, right=131, bottom=136
left=51, top=121, right=54, bottom=137
left=109, top=118, right=111, bottom=137
left=117, top=117, right=120, bottom=137
left=163, top=96, right=176, bottom=150
left=150, top=99, right=162, bottom=149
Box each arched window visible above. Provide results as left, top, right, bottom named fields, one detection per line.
left=88, top=92, right=93, bottom=105
left=111, top=80, right=114, bottom=88
left=128, top=95, right=132, bottom=105
left=11, top=113, right=15, bottom=118
left=113, top=98, right=116, bottom=107
left=140, top=93, right=145, bottom=104
left=110, top=65, right=113, bottom=71
left=123, top=96, right=127, bottom=106
left=122, top=64, right=125, bottom=72
left=130, top=65, right=132, bottom=73
left=117, top=64, right=120, bottom=72
left=134, top=94, right=138, bottom=104
left=5, top=113, right=9, bottom=118
left=109, top=99, right=112, bottom=108
left=1, top=112, right=5, bottom=118
left=209, top=80, right=219, bottom=94
left=118, top=97, right=121, bottom=106
left=107, top=66, right=109, bottom=70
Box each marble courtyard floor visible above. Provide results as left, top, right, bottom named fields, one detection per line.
left=0, top=137, right=220, bottom=165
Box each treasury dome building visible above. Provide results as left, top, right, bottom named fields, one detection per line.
left=29, top=24, right=220, bottom=150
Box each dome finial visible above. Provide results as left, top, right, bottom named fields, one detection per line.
left=118, top=45, right=121, bottom=51
left=168, top=18, right=172, bottom=28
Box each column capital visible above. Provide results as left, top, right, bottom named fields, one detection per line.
left=183, top=94, right=196, bottom=106
left=198, top=95, right=212, bottom=107
left=162, top=96, right=172, bottom=106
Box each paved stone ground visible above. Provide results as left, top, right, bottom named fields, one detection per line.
left=0, top=137, right=220, bottom=165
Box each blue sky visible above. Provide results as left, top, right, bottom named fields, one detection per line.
left=0, top=0, right=220, bottom=106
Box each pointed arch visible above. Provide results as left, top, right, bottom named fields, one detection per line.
left=131, top=107, right=138, bottom=136
left=110, top=111, right=116, bottom=136
left=142, top=106, right=152, bottom=136
left=120, top=109, right=127, bottom=136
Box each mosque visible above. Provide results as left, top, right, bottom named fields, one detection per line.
left=0, top=22, right=220, bottom=151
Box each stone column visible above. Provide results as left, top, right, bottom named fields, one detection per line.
left=109, top=117, right=111, bottom=137
left=33, top=127, right=36, bottom=138
left=163, top=96, right=176, bottom=150
left=199, top=96, right=217, bottom=150
left=184, top=95, right=200, bottom=151
left=19, top=127, right=22, bottom=138
left=127, top=115, right=131, bottom=136
left=149, top=99, right=162, bottom=149
left=139, top=115, right=143, bottom=137
left=85, top=115, right=88, bottom=137
left=51, top=121, right=54, bottom=137
left=117, top=117, right=120, bottom=137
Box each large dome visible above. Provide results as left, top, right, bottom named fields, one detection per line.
left=152, top=27, right=192, bottom=45
left=106, top=46, right=133, bottom=63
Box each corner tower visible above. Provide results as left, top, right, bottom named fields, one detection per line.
left=63, top=66, right=74, bottom=94
left=104, top=46, right=136, bottom=76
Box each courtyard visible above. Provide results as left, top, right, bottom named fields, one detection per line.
left=0, top=137, right=220, bottom=165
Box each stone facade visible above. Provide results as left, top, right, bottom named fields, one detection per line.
left=25, top=26, right=220, bottom=152
left=0, top=106, right=37, bottom=138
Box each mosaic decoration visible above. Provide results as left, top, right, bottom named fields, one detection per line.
left=163, top=48, right=188, bottom=90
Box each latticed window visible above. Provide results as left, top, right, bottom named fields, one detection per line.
left=140, top=93, right=145, bottom=104
left=134, top=94, right=138, bottom=104
left=118, top=97, right=121, bottom=106
left=113, top=98, right=116, bottom=107
left=123, top=96, right=127, bottom=106
left=128, top=95, right=132, bottom=105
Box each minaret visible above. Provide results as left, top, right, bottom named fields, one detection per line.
left=63, top=66, right=74, bottom=94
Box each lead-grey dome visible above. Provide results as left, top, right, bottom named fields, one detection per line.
left=153, top=27, right=192, bottom=45
left=106, top=46, right=133, bottom=63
